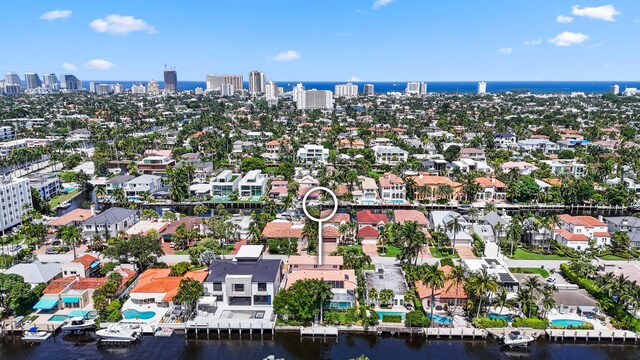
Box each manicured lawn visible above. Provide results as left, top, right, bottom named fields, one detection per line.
left=430, top=246, right=459, bottom=258
left=508, top=248, right=569, bottom=260
left=598, top=254, right=633, bottom=261
left=49, top=189, right=81, bottom=208
left=510, top=267, right=550, bottom=278
left=378, top=245, right=401, bottom=257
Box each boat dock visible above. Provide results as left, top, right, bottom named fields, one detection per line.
left=487, top=328, right=544, bottom=340
left=547, top=329, right=640, bottom=343
left=424, top=327, right=488, bottom=339
left=300, top=326, right=339, bottom=337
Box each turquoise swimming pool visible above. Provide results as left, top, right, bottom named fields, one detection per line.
left=48, top=315, right=69, bottom=322
left=122, top=309, right=156, bottom=320
left=488, top=313, right=512, bottom=322
left=62, top=187, right=76, bottom=193
left=428, top=313, right=453, bottom=325
left=550, top=319, right=587, bottom=328
left=386, top=199, right=405, bottom=204
left=378, top=311, right=406, bottom=320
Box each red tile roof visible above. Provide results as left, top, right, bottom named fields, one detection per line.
left=320, top=210, right=350, bottom=224
left=394, top=210, right=428, bottom=225
left=475, top=177, right=506, bottom=188
left=554, top=229, right=589, bottom=241
left=358, top=225, right=379, bottom=238
left=356, top=210, right=387, bottom=224
left=72, top=254, right=100, bottom=270
left=558, top=214, right=606, bottom=228
left=415, top=266, right=467, bottom=300
left=261, top=221, right=304, bottom=239
left=131, top=269, right=208, bottom=302
left=43, top=277, right=76, bottom=294
left=322, top=225, right=340, bottom=238
left=593, top=232, right=611, bottom=237
left=72, top=277, right=108, bottom=290
left=47, top=209, right=94, bottom=227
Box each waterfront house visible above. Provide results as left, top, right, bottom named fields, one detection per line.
left=285, top=268, right=357, bottom=309
left=409, top=173, right=463, bottom=200
left=604, top=216, right=640, bottom=247
left=125, top=174, right=163, bottom=197
left=137, top=155, right=175, bottom=176
left=5, top=260, right=62, bottom=288
left=475, top=177, right=506, bottom=202
left=378, top=173, right=406, bottom=204
left=125, top=268, right=207, bottom=312
left=415, top=265, right=467, bottom=308
left=296, top=144, right=329, bottom=164
left=393, top=210, right=428, bottom=228
left=211, top=170, right=241, bottom=197
left=61, top=254, right=101, bottom=278
left=238, top=170, right=268, bottom=199
left=356, top=210, right=387, bottom=229
left=462, top=258, right=519, bottom=291
left=364, top=265, right=408, bottom=307
left=105, top=175, right=135, bottom=195
left=554, top=214, right=610, bottom=250
left=47, top=208, right=94, bottom=231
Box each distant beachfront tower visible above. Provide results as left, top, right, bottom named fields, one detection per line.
left=221, top=83, right=234, bottom=96
left=4, top=72, right=21, bottom=86
left=297, top=89, right=334, bottom=110
left=42, top=73, right=58, bottom=91
left=206, top=74, right=223, bottom=92
left=113, top=83, right=124, bottom=94
left=265, top=80, right=279, bottom=100
left=221, top=74, right=243, bottom=93
left=163, top=68, right=177, bottom=94
left=147, top=79, right=161, bottom=95
left=293, top=83, right=305, bottom=103
left=478, top=81, right=487, bottom=94
left=364, top=84, right=374, bottom=95
left=334, top=83, right=359, bottom=98
left=24, top=73, right=42, bottom=89
left=89, top=81, right=97, bottom=93
left=405, top=81, right=426, bottom=95
left=131, top=83, right=146, bottom=94
left=249, top=70, right=266, bottom=96
left=610, top=84, right=619, bottom=95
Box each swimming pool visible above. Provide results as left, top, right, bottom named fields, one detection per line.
left=428, top=313, right=453, bottom=325
left=550, top=319, right=587, bottom=327
left=62, top=187, right=76, bottom=193
left=488, top=313, right=512, bottom=322
left=386, top=199, right=406, bottom=204
left=378, top=311, right=406, bottom=320
left=48, top=315, right=69, bottom=322
left=127, top=196, right=141, bottom=202
left=122, top=309, right=156, bottom=320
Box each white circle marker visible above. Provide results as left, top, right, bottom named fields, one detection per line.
left=301, top=186, right=338, bottom=266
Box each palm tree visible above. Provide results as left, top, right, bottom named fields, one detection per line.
left=95, top=185, right=107, bottom=203
left=58, top=225, right=81, bottom=259
left=484, top=201, right=496, bottom=214
left=470, top=268, right=498, bottom=318
left=516, top=287, right=533, bottom=318
left=368, top=287, right=378, bottom=306
left=446, top=264, right=466, bottom=312
left=404, top=289, right=417, bottom=310
left=495, top=286, right=508, bottom=315
left=506, top=217, right=523, bottom=257
left=314, top=280, right=333, bottom=324
left=445, top=217, right=463, bottom=256
left=541, top=285, right=557, bottom=318
left=423, top=264, right=446, bottom=324
left=467, top=206, right=480, bottom=224
left=523, top=276, right=542, bottom=317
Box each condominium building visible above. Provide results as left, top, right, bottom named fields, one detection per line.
left=610, top=84, right=620, bottom=95
left=131, top=83, right=146, bottom=94
left=147, top=80, right=161, bottom=95
left=164, top=68, right=178, bottom=94
left=4, top=72, right=20, bottom=86
left=59, top=74, right=82, bottom=91
left=405, top=81, right=426, bottom=95
left=334, top=83, right=358, bottom=98
left=296, top=89, right=334, bottom=110
left=221, top=83, right=234, bottom=96
left=363, top=84, right=374, bottom=95
left=206, top=74, right=223, bottom=92
left=477, top=81, right=487, bottom=94
left=24, top=73, right=42, bottom=89
left=27, top=174, right=60, bottom=201
left=0, top=177, right=33, bottom=233
left=292, top=83, right=305, bottom=100
left=42, top=73, right=59, bottom=91
left=296, top=144, right=329, bottom=164
left=249, top=71, right=266, bottom=96
left=0, top=126, right=15, bottom=141
left=221, top=74, right=243, bottom=92
left=265, top=80, right=279, bottom=102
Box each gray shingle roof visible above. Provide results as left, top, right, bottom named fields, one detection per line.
left=106, top=175, right=135, bottom=184
left=5, top=260, right=61, bottom=284
left=205, top=259, right=281, bottom=283
left=83, top=207, right=138, bottom=225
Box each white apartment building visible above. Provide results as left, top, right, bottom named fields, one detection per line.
left=405, top=82, right=427, bottom=95
left=131, top=83, right=146, bottom=94
left=238, top=170, right=268, bottom=199
left=221, top=83, right=234, bottom=96
left=363, top=84, right=374, bottom=95
left=221, top=74, right=243, bottom=92
left=296, top=144, right=329, bottom=164
left=265, top=80, right=279, bottom=104
left=0, top=126, right=15, bottom=141
left=334, top=83, right=358, bottom=98
left=478, top=81, right=487, bottom=94
left=0, top=177, right=33, bottom=233
left=372, top=145, right=408, bottom=165
left=248, top=71, right=266, bottom=96
left=296, top=89, right=334, bottom=110
left=0, top=139, right=26, bottom=157
left=206, top=74, right=223, bottom=92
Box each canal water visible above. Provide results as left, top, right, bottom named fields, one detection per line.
left=1, top=332, right=638, bottom=360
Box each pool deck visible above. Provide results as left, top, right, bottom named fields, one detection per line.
left=547, top=312, right=608, bottom=330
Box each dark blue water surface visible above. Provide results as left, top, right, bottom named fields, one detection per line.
left=83, top=81, right=640, bottom=94
left=1, top=332, right=639, bottom=360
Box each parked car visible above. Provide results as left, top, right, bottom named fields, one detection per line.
left=51, top=240, right=62, bottom=246
left=545, top=277, right=556, bottom=284
left=9, top=244, right=21, bottom=252
left=169, top=242, right=176, bottom=248
left=45, top=248, right=59, bottom=255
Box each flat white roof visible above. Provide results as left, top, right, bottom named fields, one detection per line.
left=234, top=245, right=264, bottom=260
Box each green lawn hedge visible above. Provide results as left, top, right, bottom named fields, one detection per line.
left=472, top=317, right=507, bottom=329
left=405, top=311, right=430, bottom=327
left=512, top=317, right=549, bottom=329
left=382, top=314, right=403, bottom=323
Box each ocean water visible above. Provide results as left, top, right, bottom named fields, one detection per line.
left=84, top=81, right=640, bottom=94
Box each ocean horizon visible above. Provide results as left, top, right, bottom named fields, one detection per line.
left=82, top=80, right=640, bottom=94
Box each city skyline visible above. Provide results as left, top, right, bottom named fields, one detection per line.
left=0, top=1, right=638, bottom=81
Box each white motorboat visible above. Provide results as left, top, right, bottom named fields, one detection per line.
left=154, top=326, right=174, bottom=337
left=22, top=327, right=52, bottom=342
left=61, top=317, right=96, bottom=332
left=501, top=331, right=535, bottom=348
left=58, top=201, right=71, bottom=209
left=96, top=324, right=141, bottom=342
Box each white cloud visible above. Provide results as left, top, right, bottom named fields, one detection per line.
left=61, top=63, right=77, bottom=72
left=499, top=47, right=513, bottom=55
left=85, top=59, right=115, bottom=70
left=270, top=50, right=300, bottom=62
left=548, top=31, right=589, bottom=46
left=556, top=15, right=574, bottom=23
left=524, top=39, right=543, bottom=46
left=571, top=5, right=620, bottom=22
left=349, top=76, right=361, bottom=82
left=89, top=14, right=157, bottom=35
left=372, top=0, right=393, bottom=10
left=40, top=10, right=72, bottom=20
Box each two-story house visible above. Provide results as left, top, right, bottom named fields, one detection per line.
left=604, top=216, right=640, bottom=247
left=82, top=207, right=138, bottom=239
left=238, top=170, right=268, bottom=199
left=296, top=144, right=329, bottom=164
left=204, top=245, right=282, bottom=307
left=554, top=214, right=611, bottom=250
left=137, top=156, right=175, bottom=175
left=211, top=170, right=241, bottom=197
left=378, top=172, right=406, bottom=204
left=475, top=177, right=506, bottom=201
left=105, top=175, right=135, bottom=195
left=125, top=174, right=163, bottom=197
left=372, top=145, right=408, bottom=165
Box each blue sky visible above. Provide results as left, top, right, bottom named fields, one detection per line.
left=1, top=1, right=638, bottom=81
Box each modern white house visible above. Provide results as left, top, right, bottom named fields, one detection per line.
left=238, top=170, right=268, bottom=199
left=296, top=144, right=329, bottom=164
left=82, top=207, right=138, bottom=239
left=355, top=176, right=380, bottom=205
left=210, top=170, right=241, bottom=197
left=541, top=159, right=587, bottom=178
left=125, top=174, right=163, bottom=197
left=203, top=245, right=283, bottom=307
left=517, top=138, right=560, bottom=154
left=372, top=145, right=408, bottom=165
left=105, top=175, right=135, bottom=195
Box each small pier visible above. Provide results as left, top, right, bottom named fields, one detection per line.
left=547, top=329, right=640, bottom=343
left=376, top=326, right=423, bottom=336
left=300, top=326, right=339, bottom=337
left=425, top=327, right=488, bottom=339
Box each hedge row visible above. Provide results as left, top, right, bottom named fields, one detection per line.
left=560, top=263, right=640, bottom=332
left=382, top=314, right=403, bottom=323
left=512, top=317, right=549, bottom=329
left=472, top=317, right=507, bottom=329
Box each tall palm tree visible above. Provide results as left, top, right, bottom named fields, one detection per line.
left=314, top=280, right=333, bottom=324
left=446, top=264, right=466, bottom=312
left=445, top=217, right=463, bottom=256
left=467, top=207, right=480, bottom=224
left=541, top=285, right=557, bottom=318
left=495, top=286, right=508, bottom=315
left=470, top=268, right=498, bottom=318
left=423, top=264, right=446, bottom=324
